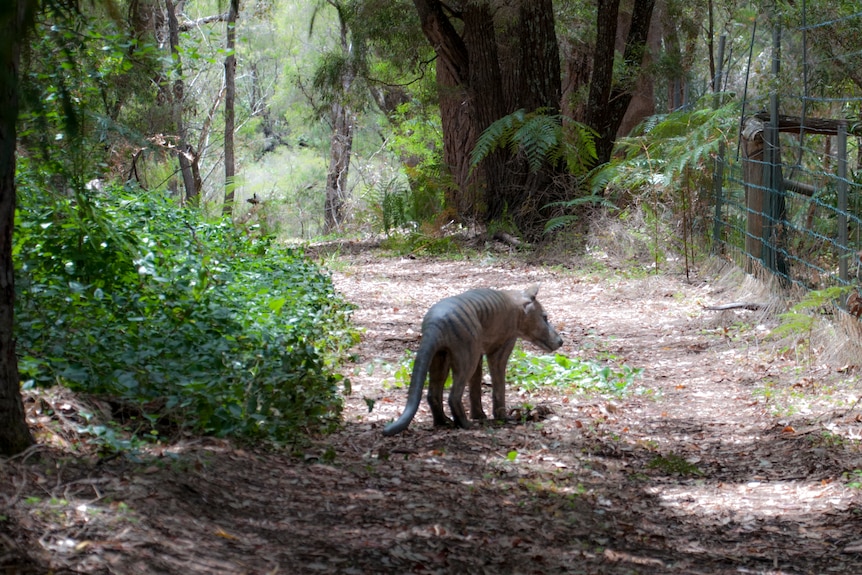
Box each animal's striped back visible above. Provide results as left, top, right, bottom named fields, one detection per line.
left=422, top=289, right=511, bottom=346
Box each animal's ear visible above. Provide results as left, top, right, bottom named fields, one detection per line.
left=520, top=285, right=539, bottom=313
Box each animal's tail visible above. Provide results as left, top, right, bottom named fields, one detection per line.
left=382, top=334, right=437, bottom=436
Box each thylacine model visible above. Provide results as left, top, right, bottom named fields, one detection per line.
left=383, top=286, right=563, bottom=436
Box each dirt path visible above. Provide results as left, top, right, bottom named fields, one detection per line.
left=330, top=253, right=862, bottom=574
left=4, top=251, right=862, bottom=574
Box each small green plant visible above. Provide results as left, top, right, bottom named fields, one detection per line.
left=78, top=422, right=154, bottom=456
left=845, top=469, right=862, bottom=489
left=752, top=380, right=777, bottom=403
left=772, top=286, right=852, bottom=364
left=388, top=351, right=453, bottom=389
left=647, top=454, right=703, bottom=476
left=387, top=349, right=641, bottom=398
left=815, top=430, right=854, bottom=449
left=378, top=231, right=462, bottom=257
left=506, top=349, right=642, bottom=395
left=386, top=352, right=418, bottom=389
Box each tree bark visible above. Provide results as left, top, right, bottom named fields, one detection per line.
left=324, top=101, right=354, bottom=233
left=165, top=0, right=201, bottom=202
left=413, top=0, right=563, bottom=234
left=616, top=0, right=661, bottom=137
left=222, top=0, right=238, bottom=217
left=586, top=0, right=656, bottom=165
left=511, top=0, right=564, bottom=232
left=0, top=0, right=36, bottom=456
left=412, top=0, right=473, bottom=218
left=323, top=2, right=356, bottom=234
left=516, top=0, right=561, bottom=114
left=463, top=2, right=506, bottom=220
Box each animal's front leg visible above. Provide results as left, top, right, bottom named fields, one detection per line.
left=428, top=352, right=453, bottom=427
left=487, top=340, right=517, bottom=421
left=468, top=359, right=487, bottom=420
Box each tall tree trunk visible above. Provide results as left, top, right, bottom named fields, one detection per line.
left=587, top=0, right=656, bottom=165
left=0, top=0, right=36, bottom=456
left=412, top=0, right=473, bottom=218
left=323, top=4, right=356, bottom=234
left=585, top=0, right=620, bottom=164
left=324, top=101, right=353, bottom=233
left=463, top=2, right=506, bottom=221
left=511, top=0, right=564, bottom=234
left=165, top=0, right=201, bottom=202
left=516, top=0, right=561, bottom=113
left=413, top=0, right=563, bottom=235
left=222, top=0, right=238, bottom=217
left=616, top=0, right=661, bottom=137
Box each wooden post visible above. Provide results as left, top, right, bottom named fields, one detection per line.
left=762, top=23, right=787, bottom=280
left=838, top=122, right=849, bottom=283
left=711, top=34, right=726, bottom=253
left=742, top=117, right=765, bottom=270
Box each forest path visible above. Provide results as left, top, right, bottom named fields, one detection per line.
left=5, top=250, right=862, bottom=575
left=323, top=251, right=862, bottom=574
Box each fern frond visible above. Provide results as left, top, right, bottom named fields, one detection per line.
left=588, top=162, right=619, bottom=195
left=471, top=109, right=596, bottom=176
left=544, top=214, right=579, bottom=233
left=470, top=109, right=523, bottom=168
left=601, top=98, right=739, bottom=194
left=545, top=193, right=616, bottom=211
left=543, top=194, right=616, bottom=233
left=563, top=122, right=598, bottom=174
left=512, top=114, right=560, bottom=172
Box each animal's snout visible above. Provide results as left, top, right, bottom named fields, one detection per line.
left=542, top=326, right=563, bottom=352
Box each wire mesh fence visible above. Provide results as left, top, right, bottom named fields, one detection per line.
left=710, top=7, right=862, bottom=305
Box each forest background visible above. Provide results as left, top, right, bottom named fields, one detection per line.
left=1, top=0, right=861, bottom=455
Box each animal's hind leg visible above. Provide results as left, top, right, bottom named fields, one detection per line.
left=468, top=359, right=487, bottom=420
left=448, top=358, right=473, bottom=429
left=428, top=352, right=453, bottom=427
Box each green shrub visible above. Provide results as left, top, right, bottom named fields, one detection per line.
left=15, top=182, right=358, bottom=443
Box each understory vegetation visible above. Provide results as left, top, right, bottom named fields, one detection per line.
left=14, top=177, right=358, bottom=446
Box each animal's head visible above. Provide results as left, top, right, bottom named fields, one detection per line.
left=517, top=285, right=563, bottom=352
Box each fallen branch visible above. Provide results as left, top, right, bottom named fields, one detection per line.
left=702, top=302, right=765, bottom=311
left=178, top=12, right=229, bottom=31
left=492, top=231, right=529, bottom=248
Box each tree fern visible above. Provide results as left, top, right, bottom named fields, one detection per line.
left=512, top=113, right=559, bottom=172
left=613, top=99, right=738, bottom=187
left=470, top=108, right=597, bottom=176
left=469, top=109, right=526, bottom=168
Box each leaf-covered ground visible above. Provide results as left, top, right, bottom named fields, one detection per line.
left=4, top=248, right=862, bottom=574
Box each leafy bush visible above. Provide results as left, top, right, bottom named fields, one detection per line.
left=15, top=182, right=358, bottom=443
left=380, top=101, right=447, bottom=230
